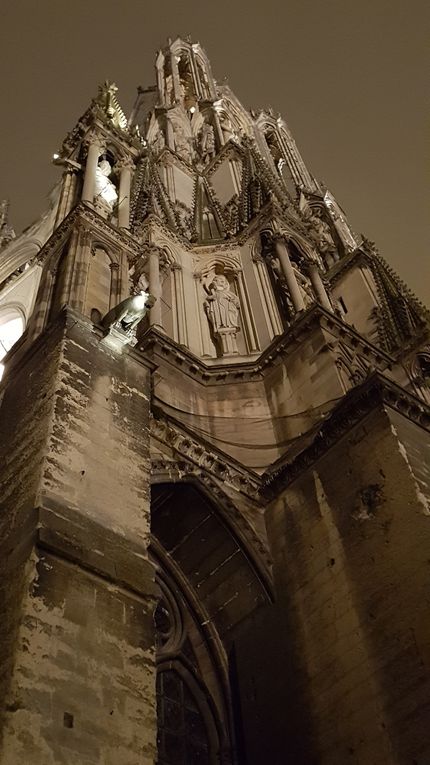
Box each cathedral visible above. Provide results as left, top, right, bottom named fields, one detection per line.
left=0, top=37, right=429, bottom=765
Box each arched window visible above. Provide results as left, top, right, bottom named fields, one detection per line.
left=153, top=569, right=223, bottom=764
left=0, top=307, right=25, bottom=377
left=156, top=669, right=212, bottom=765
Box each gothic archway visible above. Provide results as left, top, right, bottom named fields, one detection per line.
left=150, top=477, right=272, bottom=764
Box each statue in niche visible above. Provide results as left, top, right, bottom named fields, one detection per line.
left=129, top=262, right=149, bottom=295
left=198, top=123, right=215, bottom=164
left=292, top=264, right=314, bottom=308
left=174, top=125, right=193, bottom=163
left=266, top=132, right=282, bottom=166
left=101, top=290, right=155, bottom=341
left=178, top=57, right=197, bottom=107
left=304, top=207, right=338, bottom=266
left=196, top=59, right=211, bottom=100
left=94, top=159, right=118, bottom=213
left=152, top=130, right=165, bottom=154
left=219, top=112, right=234, bottom=143
left=266, top=251, right=294, bottom=319
left=164, top=74, right=174, bottom=106
left=204, top=274, right=240, bottom=355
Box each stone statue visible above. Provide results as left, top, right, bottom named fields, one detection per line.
left=266, top=252, right=294, bottom=319
left=164, top=74, right=174, bottom=106
left=174, top=126, right=193, bottom=162
left=305, top=207, right=338, bottom=265
left=94, top=159, right=118, bottom=211
left=101, top=290, right=155, bottom=338
left=152, top=130, right=165, bottom=154
left=292, top=265, right=314, bottom=308
left=204, top=275, right=240, bottom=355
left=219, top=113, right=234, bottom=143
left=199, top=123, right=215, bottom=164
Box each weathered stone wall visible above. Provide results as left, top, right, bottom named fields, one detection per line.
left=149, top=318, right=347, bottom=471
left=264, top=404, right=430, bottom=764
left=0, top=309, right=157, bottom=764
left=332, top=264, right=379, bottom=342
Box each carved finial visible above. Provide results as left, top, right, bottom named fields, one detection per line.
left=95, top=81, right=128, bottom=131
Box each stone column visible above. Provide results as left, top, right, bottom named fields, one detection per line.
left=212, top=109, right=224, bottom=147
left=171, top=264, right=187, bottom=346
left=56, top=227, right=80, bottom=310
left=252, top=253, right=283, bottom=337
left=54, top=168, right=77, bottom=228
left=235, top=269, right=259, bottom=352
left=109, top=262, right=120, bottom=309
left=70, top=226, right=91, bottom=312
left=274, top=237, right=305, bottom=313
left=307, top=262, right=332, bottom=311
left=148, top=246, right=163, bottom=330
left=165, top=114, right=176, bottom=151
left=82, top=135, right=104, bottom=204
left=116, top=158, right=134, bottom=229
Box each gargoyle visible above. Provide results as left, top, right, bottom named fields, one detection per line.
left=101, top=290, right=155, bottom=336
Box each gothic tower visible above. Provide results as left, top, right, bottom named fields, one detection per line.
left=0, top=37, right=429, bottom=765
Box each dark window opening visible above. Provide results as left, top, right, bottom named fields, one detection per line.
left=338, top=296, right=348, bottom=314
left=156, top=669, right=211, bottom=765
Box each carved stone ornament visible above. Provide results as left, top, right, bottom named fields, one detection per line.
left=94, top=159, right=118, bottom=214
left=174, top=125, right=193, bottom=163
left=204, top=274, right=240, bottom=355
left=198, top=122, right=216, bottom=164
left=101, top=290, right=155, bottom=342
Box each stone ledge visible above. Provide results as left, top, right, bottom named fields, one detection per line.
left=262, top=372, right=430, bottom=497
left=139, top=304, right=394, bottom=385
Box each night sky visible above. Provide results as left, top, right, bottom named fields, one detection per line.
left=1, top=0, right=428, bottom=302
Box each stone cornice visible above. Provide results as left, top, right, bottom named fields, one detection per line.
left=139, top=305, right=395, bottom=384
left=61, top=107, right=141, bottom=158
left=150, top=408, right=261, bottom=499
left=36, top=202, right=141, bottom=266
left=262, top=372, right=430, bottom=497
left=326, top=246, right=368, bottom=285
left=139, top=327, right=265, bottom=383
left=319, top=311, right=394, bottom=367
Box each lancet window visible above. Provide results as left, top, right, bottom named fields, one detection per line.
left=154, top=581, right=221, bottom=765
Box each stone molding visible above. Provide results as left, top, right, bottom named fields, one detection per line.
left=262, top=371, right=430, bottom=496
left=150, top=453, right=273, bottom=588
left=150, top=411, right=261, bottom=499
left=140, top=304, right=395, bottom=383
left=36, top=202, right=140, bottom=269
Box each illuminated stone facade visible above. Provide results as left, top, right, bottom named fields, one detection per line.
left=0, top=37, right=430, bottom=765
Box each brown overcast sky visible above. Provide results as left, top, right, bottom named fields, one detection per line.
left=1, top=0, right=429, bottom=302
